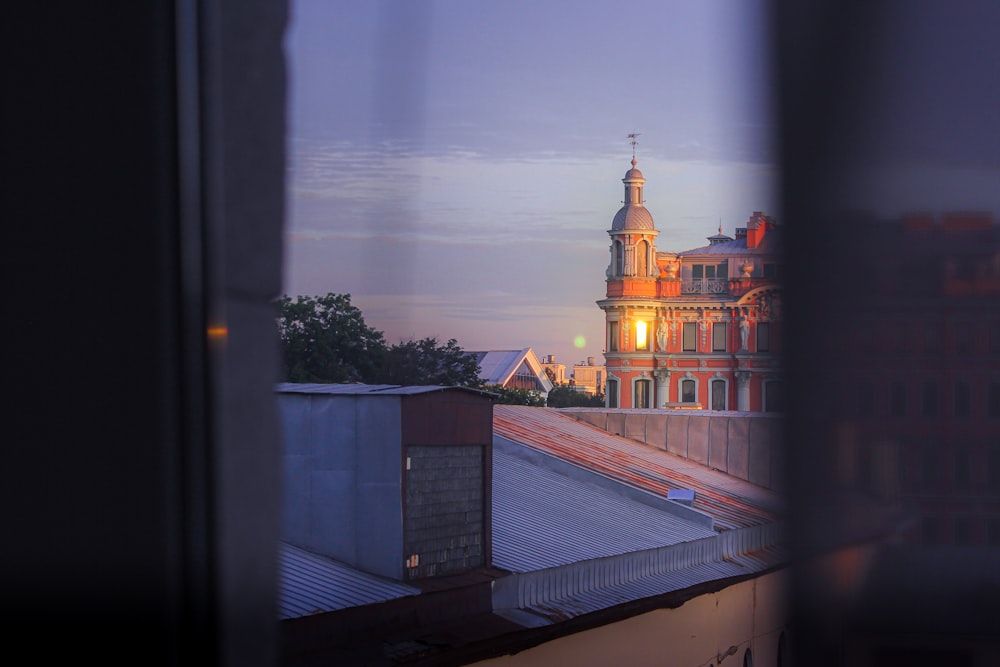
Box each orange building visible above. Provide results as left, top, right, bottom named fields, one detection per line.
left=599, top=158, right=782, bottom=411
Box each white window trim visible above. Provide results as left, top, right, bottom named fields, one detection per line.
left=709, top=372, right=729, bottom=411
left=606, top=372, right=621, bottom=409
left=679, top=371, right=699, bottom=404
left=631, top=372, right=653, bottom=409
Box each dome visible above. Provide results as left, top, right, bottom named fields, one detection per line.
left=611, top=205, right=655, bottom=231
left=624, top=167, right=644, bottom=181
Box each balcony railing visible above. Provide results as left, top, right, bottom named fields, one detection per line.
left=681, top=278, right=728, bottom=295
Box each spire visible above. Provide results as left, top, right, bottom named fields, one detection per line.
left=627, top=132, right=640, bottom=162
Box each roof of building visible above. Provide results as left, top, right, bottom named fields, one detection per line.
left=277, top=403, right=787, bottom=662
left=278, top=542, right=420, bottom=620
left=274, top=383, right=494, bottom=397
left=674, top=227, right=782, bottom=256
left=492, top=438, right=717, bottom=572
left=493, top=405, right=782, bottom=530
left=468, top=348, right=554, bottom=392
left=611, top=204, right=656, bottom=231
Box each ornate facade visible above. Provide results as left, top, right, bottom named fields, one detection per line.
left=599, top=159, right=783, bottom=411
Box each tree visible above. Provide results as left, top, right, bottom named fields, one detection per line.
left=276, top=293, right=386, bottom=382
left=483, top=384, right=546, bottom=406
left=376, top=337, right=482, bottom=388
left=546, top=385, right=606, bottom=408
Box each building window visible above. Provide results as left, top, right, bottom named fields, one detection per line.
left=634, top=378, right=651, bottom=408
left=606, top=378, right=618, bottom=408
left=955, top=381, right=971, bottom=417
left=711, top=379, right=727, bottom=410
left=681, top=378, right=696, bottom=403
left=989, top=447, right=1000, bottom=487
left=922, top=447, right=938, bottom=485
left=954, top=516, right=971, bottom=546
left=890, top=381, right=907, bottom=418
left=954, top=447, right=971, bottom=485
left=954, top=323, right=973, bottom=355
left=989, top=518, right=1000, bottom=546
left=636, top=240, right=648, bottom=276
left=756, top=321, right=770, bottom=352
left=682, top=322, right=697, bottom=352
left=692, top=264, right=704, bottom=280
left=858, top=379, right=875, bottom=418
left=635, top=320, right=649, bottom=351
left=608, top=321, right=619, bottom=352
left=921, top=381, right=938, bottom=417
left=924, top=323, right=941, bottom=353
left=712, top=322, right=727, bottom=352
left=613, top=240, right=623, bottom=276
left=922, top=516, right=939, bottom=545
left=764, top=380, right=783, bottom=413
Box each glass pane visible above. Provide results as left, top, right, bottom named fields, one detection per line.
left=757, top=322, right=770, bottom=352
left=713, top=323, right=727, bottom=351
left=712, top=380, right=726, bottom=410
left=681, top=379, right=695, bottom=403
left=683, top=322, right=697, bottom=351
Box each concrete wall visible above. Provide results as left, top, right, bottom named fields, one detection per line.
left=561, top=409, right=785, bottom=491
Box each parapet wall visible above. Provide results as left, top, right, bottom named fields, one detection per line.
left=557, top=409, right=785, bottom=491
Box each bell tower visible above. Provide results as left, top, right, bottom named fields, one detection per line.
left=600, top=137, right=661, bottom=408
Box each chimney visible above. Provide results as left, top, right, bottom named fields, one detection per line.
left=746, top=212, right=767, bottom=249
left=587, top=356, right=595, bottom=366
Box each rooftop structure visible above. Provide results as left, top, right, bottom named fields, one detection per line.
left=277, top=393, right=788, bottom=665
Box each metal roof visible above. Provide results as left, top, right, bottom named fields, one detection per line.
left=278, top=542, right=420, bottom=619
left=675, top=228, right=782, bottom=256
left=468, top=348, right=553, bottom=392
left=493, top=405, right=782, bottom=530
left=274, top=383, right=493, bottom=397
left=491, top=440, right=717, bottom=573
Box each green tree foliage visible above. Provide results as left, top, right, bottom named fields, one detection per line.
left=546, top=385, right=606, bottom=408
left=277, top=293, right=386, bottom=382
left=483, top=384, right=546, bottom=407
left=376, top=337, right=482, bottom=388
left=276, top=293, right=483, bottom=388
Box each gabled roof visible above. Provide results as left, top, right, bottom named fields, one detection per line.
left=468, top=348, right=555, bottom=392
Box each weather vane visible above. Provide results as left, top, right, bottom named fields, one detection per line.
left=627, top=132, right=641, bottom=160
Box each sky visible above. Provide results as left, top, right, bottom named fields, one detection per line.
left=282, top=0, right=779, bottom=369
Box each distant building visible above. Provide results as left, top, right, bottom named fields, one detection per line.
left=571, top=356, right=605, bottom=396
left=599, top=158, right=783, bottom=411
left=539, top=354, right=567, bottom=385
left=469, top=348, right=554, bottom=397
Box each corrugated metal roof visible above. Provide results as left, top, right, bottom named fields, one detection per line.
left=274, top=383, right=492, bottom=397
left=492, top=442, right=717, bottom=573
left=278, top=542, right=420, bottom=619
left=493, top=405, right=782, bottom=530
